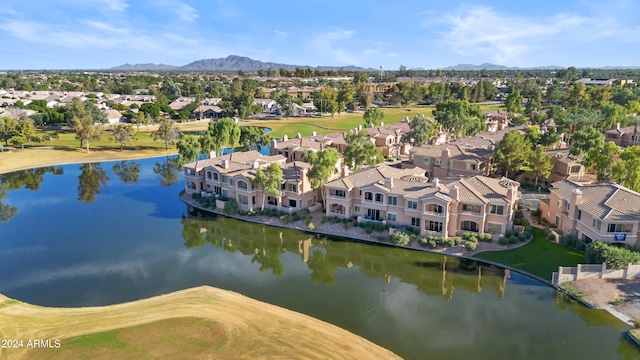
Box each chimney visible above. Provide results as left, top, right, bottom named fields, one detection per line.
left=380, top=122, right=384, bottom=126
left=296, top=133, right=301, bottom=138
left=312, top=131, right=317, bottom=136
left=616, top=122, right=621, bottom=130
left=252, top=160, right=260, bottom=169
left=210, top=150, right=217, bottom=158
left=507, top=185, right=516, bottom=203
left=271, top=138, right=278, bottom=148
left=432, top=177, right=439, bottom=188
left=221, top=159, right=229, bottom=169
left=283, top=134, right=288, bottom=141
left=441, top=148, right=450, bottom=169
left=341, top=165, right=350, bottom=178
left=384, top=177, right=393, bottom=189
left=450, top=185, right=459, bottom=201
left=570, top=188, right=583, bottom=205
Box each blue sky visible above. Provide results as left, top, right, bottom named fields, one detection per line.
left=1, top=0, right=639, bottom=70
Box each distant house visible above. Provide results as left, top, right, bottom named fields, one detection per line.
left=575, top=78, right=617, bottom=86
left=483, top=110, right=509, bottom=132
left=253, top=98, right=277, bottom=112
left=605, top=123, right=640, bottom=147
left=104, top=109, right=124, bottom=124
left=192, top=105, right=223, bottom=120
left=292, top=103, right=306, bottom=116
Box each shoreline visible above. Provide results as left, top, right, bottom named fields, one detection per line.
left=180, top=194, right=638, bottom=328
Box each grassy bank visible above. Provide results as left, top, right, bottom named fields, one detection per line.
left=473, top=227, right=586, bottom=280
left=0, top=286, right=400, bottom=360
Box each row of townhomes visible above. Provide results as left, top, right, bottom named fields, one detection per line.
left=324, top=164, right=519, bottom=239
left=183, top=111, right=640, bottom=245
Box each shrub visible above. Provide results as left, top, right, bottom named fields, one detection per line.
left=452, top=237, right=462, bottom=245
left=509, top=235, right=519, bottom=244
left=465, top=242, right=477, bottom=251
left=223, top=199, right=238, bottom=214
left=308, top=222, right=315, bottom=230
left=479, top=233, right=492, bottom=242
left=420, top=237, right=429, bottom=246
left=321, top=216, right=327, bottom=224
left=447, top=239, right=456, bottom=247
left=405, top=226, right=419, bottom=236
left=559, top=235, right=586, bottom=252
left=463, top=232, right=472, bottom=239
left=429, top=240, right=437, bottom=249
left=365, top=227, right=374, bottom=234
left=306, top=214, right=313, bottom=223
left=343, top=222, right=349, bottom=230
left=374, top=222, right=386, bottom=232
left=517, top=232, right=528, bottom=242
left=499, top=237, right=509, bottom=245
left=543, top=229, right=555, bottom=241
left=468, top=235, right=478, bottom=243
left=392, top=231, right=411, bottom=246
left=586, top=241, right=640, bottom=269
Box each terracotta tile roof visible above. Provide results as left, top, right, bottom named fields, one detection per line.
left=551, top=180, right=640, bottom=221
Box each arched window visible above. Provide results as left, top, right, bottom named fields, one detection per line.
left=238, top=181, right=248, bottom=190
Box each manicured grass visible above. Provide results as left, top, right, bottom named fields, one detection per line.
left=473, top=227, right=586, bottom=280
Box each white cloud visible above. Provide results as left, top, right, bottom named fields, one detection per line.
left=274, top=30, right=288, bottom=40
left=177, top=2, right=198, bottom=22
left=98, top=0, right=129, bottom=11
left=432, top=6, right=589, bottom=64
left=83, top=20, right=128, bottom=34
left=309, top=29, right=358, bottom=65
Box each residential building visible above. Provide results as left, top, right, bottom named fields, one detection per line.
left=483, top=110, right=509, bottom=132
left=324, top=164, right=519, bottom=238
left=540, top=180, right=640, bottom=247
left=192, top=105, right=223, bottom=120
left=104, top=109, right=124, bottom=124
left=605, top=123, right=640, bottom=147
left=575, top=78, right=617, bottom=86
left=183, top=151, right=318, bottom=213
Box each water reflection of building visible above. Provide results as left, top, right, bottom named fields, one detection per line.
left=183, top=209, right=510, bottom=300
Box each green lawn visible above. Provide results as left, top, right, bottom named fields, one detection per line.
left=473, top=227, right=586, bottom=280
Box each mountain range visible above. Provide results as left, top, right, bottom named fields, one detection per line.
left=110, top=55, right=371, bottom=71
left=441, top=63, right=564, bottom=71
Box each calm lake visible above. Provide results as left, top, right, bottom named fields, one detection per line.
left=0, top=156, right=638, bottom=359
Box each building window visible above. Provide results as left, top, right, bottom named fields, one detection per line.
left=411, top=217, right=420, bottom=227
left=222, top=189, right=228, bottom=197
left=213, top=173, right=219, bottom=181
left=555, top=216, right=559, bottom=226
left=355, top=205, right=360, bottom=212
left=461, top=221, right=478, bottom=232
left=364, top=192, right=373, bottom=201
left=287, top=184, right=297, bottom=192
left=388, top=196, right=398, bottom=206
left=289, top=199, right=297, bottom=208
left=426, top=221, right=442, bottom=232
left=238, top=195, right=248, bottom=205
left=462, top=204, right=481, bottom=213
left=238, top=181, right=248, bottom=190
left=426, top=203, right=443, bottom=214
left=221, top=175, right=228, bottom=183
left=185, top=168, right=195, bottom=176
left=577, top=209, right=582, bottom=220
left=229, top=179, right=236, bottom=186
left=489, top=205, right=504, bottom=215
left=423, top=157, right=432, bottom=165
left=206, top=172, right=212, bottom=179
left=375, top=193, right=384, bottom=203
left=335, top=190, right=345, bottom=197
left=387, top=213, right=397, bottom=222
left=407, top=200, right=418, bottom=210
left=435, top=159, right=442, bottom=166
left=564, top=200, right=569, bottom=210
left=607, top=223, right=633, bottom=233
left=486, top=222, right=502, bottom=234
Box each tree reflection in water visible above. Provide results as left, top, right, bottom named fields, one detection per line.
left=77, top=163, right=109, bottom=204
left=112, top=161, right=140, bottom=184
left=153, top=156, right=180, bottom=187
left=0, top=166, right=63, bottom=222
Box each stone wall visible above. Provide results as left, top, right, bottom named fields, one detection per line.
left=552, top=263, right=640, bottom=284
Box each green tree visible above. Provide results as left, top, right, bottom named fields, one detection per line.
left=337, top=82, right=355, bottom=114
left=352, top=71, right=368, bottom=86
left=112, top=161, right=140, bottom=184
left=598, top=103, right=627, bottom=132
left=204, top=118, right=241, bottom=156
left=111, top=123, right=136, bottom=151
left=311, top=87, right=338, bottom=117
left=569, top=127, right=604, bottom=157
left=276, top=92, right=294, bottom=118
left=362, top=107, right=384, bottom=127
left=0, top=116, right=19, bottom=146
left=140, top=102, right=161, bottom=118
left=77, top=163, right=109, bottom=204
left=239, top=126, right=271, bottom=152
left=251, top=162, right=283, bottom=211
left=525, top=125, right=542, bottom=146
left=528, top=146, right=552, bottom=187
left=71, top=98, right=101, bottom=153
left=504, top=90, right=524, bottom=115
left=539, top=128, right=561, bottom=148
left=584, top=141, right=620, bottom=181
left=343, top=130, right=383, bottom=170
left=432, top=100, right=483, bottom=138
left=355, top=82, right=371, bottom=109
left=612, top=146, right=640, bottom=193
left=86, top=102, right=107, bottom=124
left=494, top=130, right=532, bottom=178
left=564, top=82, right=587, bottom=107
left=177, top=135, right=201, bottom=165
left=9, top=120, right=39, bottom=149
left=152, top=117, right=178, bottom=150
left=130, top=111, right=147, bottom=132
left=402, top=113, right=438, bottom=146
left=307, top=148, right=340, bottom=205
